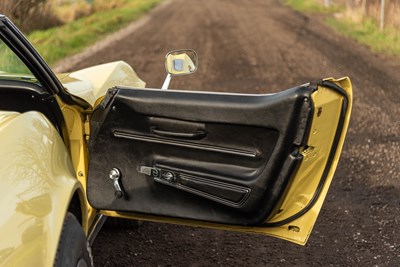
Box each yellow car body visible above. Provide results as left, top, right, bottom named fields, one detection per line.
left=0, top=111, right=86, bottom=266
left=0, top=15, right=352, bottom=266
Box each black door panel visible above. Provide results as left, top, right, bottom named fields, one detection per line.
left=87, top=85, right=313, bottom=225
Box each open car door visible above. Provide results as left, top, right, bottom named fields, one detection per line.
left=87, top=78, right=352, bottom=245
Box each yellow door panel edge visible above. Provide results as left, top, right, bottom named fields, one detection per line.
left=57, top=98, right=98, bottom=227
left=101, top=77, right=353, bottom=246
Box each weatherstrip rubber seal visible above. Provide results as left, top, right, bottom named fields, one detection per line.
left=264, top=80, right=349, bottom=227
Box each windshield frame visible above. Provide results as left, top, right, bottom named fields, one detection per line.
left=0, top=15, right=91, bottom=109
left=0, top=15, right=61, bottom=94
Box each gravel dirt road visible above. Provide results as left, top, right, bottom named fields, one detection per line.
left=61, top=0, right=400, bottom=265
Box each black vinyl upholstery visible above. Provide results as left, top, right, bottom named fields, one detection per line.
left=87, top=85, right=314, bottom=225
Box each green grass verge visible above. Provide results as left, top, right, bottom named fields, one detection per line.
left=284, top=0, right=400, bottom=59
left=326, top=18, right=400, bottom=57
left=27, top=0, right=163, bottom=66
left=284, top=0, right=340, bottom=13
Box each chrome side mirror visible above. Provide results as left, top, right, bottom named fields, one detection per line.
left=162, top=49, right=198, bottom=90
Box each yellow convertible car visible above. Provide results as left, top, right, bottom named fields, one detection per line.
left=0, top=15, right=352, bottom=266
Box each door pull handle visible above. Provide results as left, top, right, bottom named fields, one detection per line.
left=151, top=127, right=206, bottom=140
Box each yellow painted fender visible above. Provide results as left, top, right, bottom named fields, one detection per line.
left=59, top=61, right=146, bottom=107
left=0, top=111, right=86, bottom=267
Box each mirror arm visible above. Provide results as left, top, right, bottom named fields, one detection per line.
left=161, top=73, right=172, bottom=90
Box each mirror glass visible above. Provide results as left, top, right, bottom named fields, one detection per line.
left=165, top=49, right=198, bottom=76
